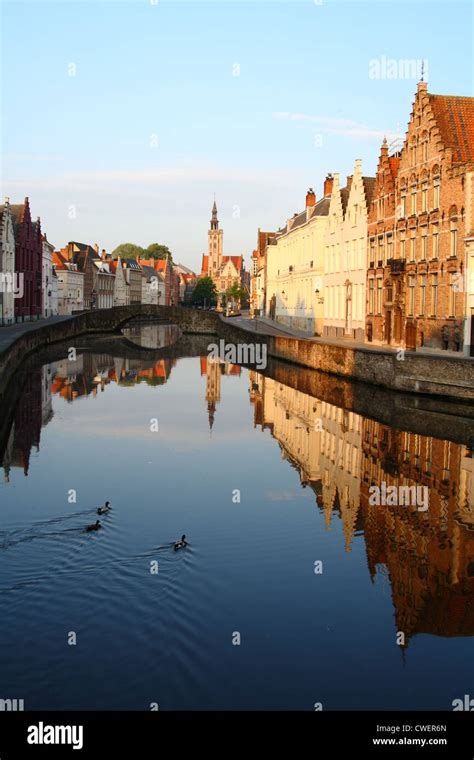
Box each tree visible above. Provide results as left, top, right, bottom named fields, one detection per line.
left=146, top=243, right=173, bottom=262
left=226, top=283, right=248, bottom=306
left=191, top=276, right=217, bottom=306
left=111, top=243, right=145, bottom=260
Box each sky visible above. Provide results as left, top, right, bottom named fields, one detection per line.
left=1, top=0, right=473, bottom=273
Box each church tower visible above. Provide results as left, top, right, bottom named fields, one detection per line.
left=208, top=199, right=223, bottom=280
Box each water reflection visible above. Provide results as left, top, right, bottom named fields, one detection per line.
left=121, top=322, right=182, bottom=349
left=0, top=335, right=473, bottom=708
left=249, top=369, right=474, bottom=644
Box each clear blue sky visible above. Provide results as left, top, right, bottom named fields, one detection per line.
left=1, top=0, right=472, bottom=272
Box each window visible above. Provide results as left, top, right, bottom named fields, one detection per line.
left=432, top=226, right=439, bottom=259
left=433, top=175, right=440, bottom=209
left=422, top=181, right=428, bottom=211
left=387, top=235, right=393, bottom=261
left=425, top=438, right=432, bottom=475
left=369, top=239, right=375, bottom=266
left=450, top=217, right=458, bottom=257
left=400, top=192, right=407, bottom=218
left=411, top=183, right=417, bottom=214
left=408, top=275, right=416, bottom=315
left=368, top=279, right=375, bottom=314
left=422, top=138, right=428, bottom=162
left=419, top=274, right=427, bottom=315
left=414, top=435, right=421, bottom=469
left=448, top=273, right=457, bottom=317
left=400, top=234, right=406, bottom=259
left=378, top=237, right=384, bottom=266
left=430, top=273, right=438, bottom=316
left=421, top=229, right=428, bottom=260
left=376, top=279, right=382, bottom=314
left=410, top=235, right=416, bottom=262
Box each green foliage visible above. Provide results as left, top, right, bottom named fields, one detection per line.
left=146, top=243, right=173, bottom=262
left=111, top=243, right=145, bottom=260
left=192, top=276, right=218, bottom=306
left=225, top=283, right=248, bottom=305
left=111, top=242, right=173, bottom=263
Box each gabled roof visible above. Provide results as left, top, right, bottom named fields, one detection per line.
left=122, top=258, right=142, bottom=271
left=362, top=176, right=376, bottom=206
left=9, top=203, right=29, bottom=234
left=154, top=259, right=168, bottom=272
left=281, top=195, right=330, bottom=235
left=201, top=254, right=209, bottom=274
left=340, top=187, right=349, bottom=215
left=428, top=93, right=474, bottom=164
left=221, top=255, right=243, bottom=272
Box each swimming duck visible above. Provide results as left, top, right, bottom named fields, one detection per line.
left=86, top=520, right=102, bottom=532
left=174, top=534, right=187, bottom=551
left=97, top=501, right=112, bottom=515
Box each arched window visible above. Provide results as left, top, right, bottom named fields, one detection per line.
left=399, top=180, right=407, bottom=218
left=432, top=165, right=440, bottom=209
left=421, top=131, right=428, bottom=162
left=420, top=170, right=429, bottom=212
left=410, top=174, right=417, bottom=214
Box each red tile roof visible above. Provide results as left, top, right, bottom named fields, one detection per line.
left=201, top=255, right=209, bottom=274
left=222, top=255, right=243, bottom=271
left=428, top=93, right=474, bottom=164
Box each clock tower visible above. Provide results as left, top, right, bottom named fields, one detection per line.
left=208, top=199, right=223, bottom=279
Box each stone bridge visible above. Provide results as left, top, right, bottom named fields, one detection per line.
left=89, top=304, right=222, bottom=334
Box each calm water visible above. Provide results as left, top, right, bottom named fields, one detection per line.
left=0, top=329, right=473, bottom=710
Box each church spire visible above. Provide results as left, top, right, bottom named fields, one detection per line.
left=210, top=198, right=219, bottom=230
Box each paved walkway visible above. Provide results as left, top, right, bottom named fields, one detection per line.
left=0, top=316, right=73, bottom=353
left=222, top=314, right=472, bottom=359
left=1, top=312, right=471, bottom=362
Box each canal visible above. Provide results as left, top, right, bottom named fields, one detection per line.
left=0, top=324, right=472, bottom=710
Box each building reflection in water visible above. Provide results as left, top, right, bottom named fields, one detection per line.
left=249, top=369, right=474, bottom=645
left=1, top=354, right=473, bottom=647
left=121, top=323, right=181, bottom=350
left=200, top=356, right=241, bottom=431
left=1, top=354, right=176, bottom=480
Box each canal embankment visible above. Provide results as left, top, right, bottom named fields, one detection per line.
left=0, top=305, right=473, bottom=403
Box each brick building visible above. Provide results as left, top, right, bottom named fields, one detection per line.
left=9, top=197, right=43, bottom=321
left=366, top=139, right=401, bottom=344
left=360, top=419, right=474, bottom=644
left=366, top=82, right=474, bottom=352
left=250, top=229, right=276, bottom=316
left=397, top=81, right=474, bottom=352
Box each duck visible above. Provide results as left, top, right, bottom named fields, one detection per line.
left=86, top=520, right=102, bottom=532
left=97, top=501, right=112, bottom=515
left=174, top=534, right=187, bottom=551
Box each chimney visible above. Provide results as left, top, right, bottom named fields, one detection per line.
left=306, top=188, right=316, bottom=220
left=101, top=248, right=107, bottom=260
left=346, top=175, right=353, bottom=193
left=323, top=173, right=334, bottom=197
left=94, top=243, right=99, bottom=254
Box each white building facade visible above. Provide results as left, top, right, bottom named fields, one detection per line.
left=266, top=179, right=333, bottom=335
left=323, top=161, right=374, bottom=341
left=42, top=235, right=59, bottom=318
left=0, top=197, right=16, bottom=325
left=55, top=263, right=84, bottom=315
